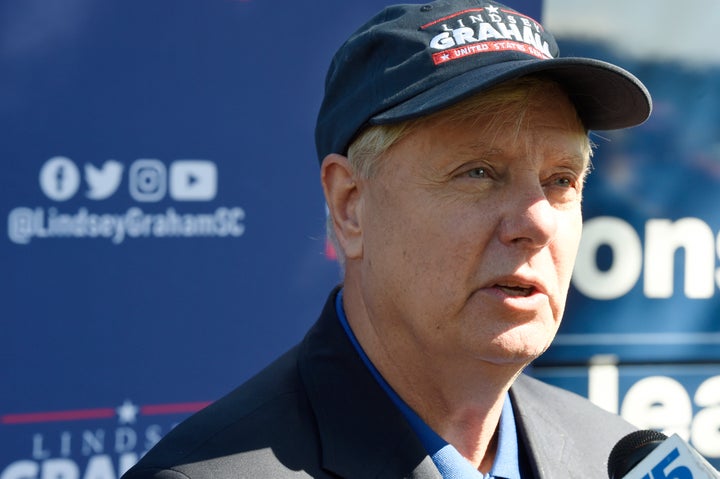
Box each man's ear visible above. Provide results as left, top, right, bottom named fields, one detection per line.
left=321, top=153, right=363, bottom=260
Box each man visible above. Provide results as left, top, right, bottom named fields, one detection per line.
left=122, top=1, right=651, bottom=478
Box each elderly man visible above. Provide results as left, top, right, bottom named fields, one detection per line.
left=122, top=0, right=651, bottom=478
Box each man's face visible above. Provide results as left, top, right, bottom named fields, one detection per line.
left=353, top=86, right=589, bottom=367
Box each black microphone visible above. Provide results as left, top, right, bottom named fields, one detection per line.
left=608, top=430, right=668, bottom=479
left=608, top=429, right=719, bottom=479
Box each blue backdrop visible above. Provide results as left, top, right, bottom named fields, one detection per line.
left=3, top=0, right=718, bottom=475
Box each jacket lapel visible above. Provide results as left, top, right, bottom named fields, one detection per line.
left=298, top=288, right=442, bottom=479
left=511, top=375, right=605, bottom=479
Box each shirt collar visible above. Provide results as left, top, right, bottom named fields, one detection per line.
left=335, top=289, right=522, bottom=479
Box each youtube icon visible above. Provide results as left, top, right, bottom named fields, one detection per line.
left=169, top=160, right=217, bottom=201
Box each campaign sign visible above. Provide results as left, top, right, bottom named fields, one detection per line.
left=538, top=2, right=720, bottom=365
left=10, top=0, right=720, bottom=473
left=0, top=0, right=540, bottom=474
left=533, top=4, right=720, bottom=467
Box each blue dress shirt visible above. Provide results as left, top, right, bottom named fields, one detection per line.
left=335, top=289, right=524, bottom=479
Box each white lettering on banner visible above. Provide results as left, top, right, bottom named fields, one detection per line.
left=82, top=430, right=104, bottom=455
left=573, top=216, right=642, bottom=299
left=644, top=219, right=716, bottom=298
left=622, top=377, right=694, bottom=438
left=32, top=435, right=50, bottom=459
left=115, top=428, right=137, bottom=453
left=573, top=216, right=720, bottom=299
left=29, top=428, right=157, bottom=459
left=587, top=355, right=620, bottom=415
left=41, top=459, right=78, bottom=479
left=1, top=421, right=170, bottom=479
left=6, top=206, right=245, bottom=245
left=693, top=376, right=720, bottom=457
left=587, top=361, right=720, bottom=459
left=7, top=156, right=248, bottom=245
left=0, top=455, right=138, bottom=479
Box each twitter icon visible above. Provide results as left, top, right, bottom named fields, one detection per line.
left=85, top=160, right=124, bottom=200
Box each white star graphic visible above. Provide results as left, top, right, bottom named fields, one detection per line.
left=486, top=5, right=500, bottom=14
left=116, top=399, right=139, bottom=424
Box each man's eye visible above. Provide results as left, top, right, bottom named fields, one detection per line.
left=554, top=176, right=577, bottom=188
left=467, top=167, right=487, bottom=178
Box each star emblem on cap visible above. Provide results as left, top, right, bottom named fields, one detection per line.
left=485, top=5, right=500, bottom=14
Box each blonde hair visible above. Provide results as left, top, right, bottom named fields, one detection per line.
left=348, top=76, right=592, bottom=177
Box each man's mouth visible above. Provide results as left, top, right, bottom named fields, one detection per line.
left=495, top=284, right=536, bottom=297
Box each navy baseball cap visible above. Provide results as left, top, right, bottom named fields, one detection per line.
left=315, top=0, right=652, bottom=161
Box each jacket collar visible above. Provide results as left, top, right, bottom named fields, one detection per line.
left=298, top=287, right=442, bottom=479
left=511, top=375, right=608, bottom=479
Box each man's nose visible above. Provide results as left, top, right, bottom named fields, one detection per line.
left=498, top=189, right=558, bottom=248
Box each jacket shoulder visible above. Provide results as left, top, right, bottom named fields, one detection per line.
left=122, top=346, right=327, bottom=479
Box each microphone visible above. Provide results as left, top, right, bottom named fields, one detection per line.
left=608, top=430, right=719, bottom=479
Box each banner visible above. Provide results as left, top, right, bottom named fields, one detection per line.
left=534, top=0, right=720, bottom=468
left=4, top=0, right=719, bottom=474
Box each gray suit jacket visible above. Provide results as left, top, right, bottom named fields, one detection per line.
left=122, top=289, right=635, bottom=478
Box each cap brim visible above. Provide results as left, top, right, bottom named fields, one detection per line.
left=370, top=57, right=652, bottom=131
